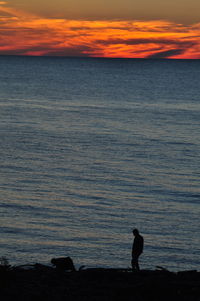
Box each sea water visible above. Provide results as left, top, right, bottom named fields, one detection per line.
left=0, top=56, right=199, bottom=271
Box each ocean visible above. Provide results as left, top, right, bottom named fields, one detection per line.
left=0, top=56, right=199, bottom=271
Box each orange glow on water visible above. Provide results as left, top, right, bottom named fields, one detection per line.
left=0, top=3, right=200, bottom=59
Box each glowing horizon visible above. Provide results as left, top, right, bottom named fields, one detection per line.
left=0, top=2, right=200, bottom=59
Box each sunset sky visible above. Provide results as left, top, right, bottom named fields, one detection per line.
left=0, top=0, right=200, bottom=58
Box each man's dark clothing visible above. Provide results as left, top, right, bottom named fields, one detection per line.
left=132, top=234, right=144, bottom=256
left=132, top=234, right=143, bottom=270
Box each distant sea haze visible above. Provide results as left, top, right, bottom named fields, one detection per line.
left=0, top=56, right=199, bottom=271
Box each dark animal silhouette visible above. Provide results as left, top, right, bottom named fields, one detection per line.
left=51, top=257, right=76, bottom=271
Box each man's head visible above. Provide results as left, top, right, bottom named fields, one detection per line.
left=133, top=228, right=139, bottom=236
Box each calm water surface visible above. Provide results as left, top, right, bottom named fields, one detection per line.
left=0, top=56, right=199, bottom=271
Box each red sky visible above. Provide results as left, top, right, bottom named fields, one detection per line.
left=0, top=1, right=200, bottom=58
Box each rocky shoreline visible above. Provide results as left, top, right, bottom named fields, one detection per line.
left=1, top=263, right=200, bottom=300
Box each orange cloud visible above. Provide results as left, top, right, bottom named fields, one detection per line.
left=0, top=3, right=200, bottom=59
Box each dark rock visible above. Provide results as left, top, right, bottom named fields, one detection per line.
left=51, top=256, right=76, bottom=272
left=1, top=264, right=200, bottom=301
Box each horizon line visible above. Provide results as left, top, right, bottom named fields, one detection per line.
left=0, top=54, right=199, bottom=60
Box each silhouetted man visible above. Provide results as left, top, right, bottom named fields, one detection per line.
left=131, top=228, right=144, bottom=271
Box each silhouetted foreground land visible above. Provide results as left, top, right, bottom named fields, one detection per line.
left=1, top=264, right=200, bottom=300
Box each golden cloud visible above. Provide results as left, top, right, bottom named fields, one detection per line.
left=0, top=3, right=200, bottom=58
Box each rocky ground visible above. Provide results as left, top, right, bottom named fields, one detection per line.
left=1, top=263, right=200, bottom=300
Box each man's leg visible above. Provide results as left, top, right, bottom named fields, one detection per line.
left=131, top=254, right=140, bottom=271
